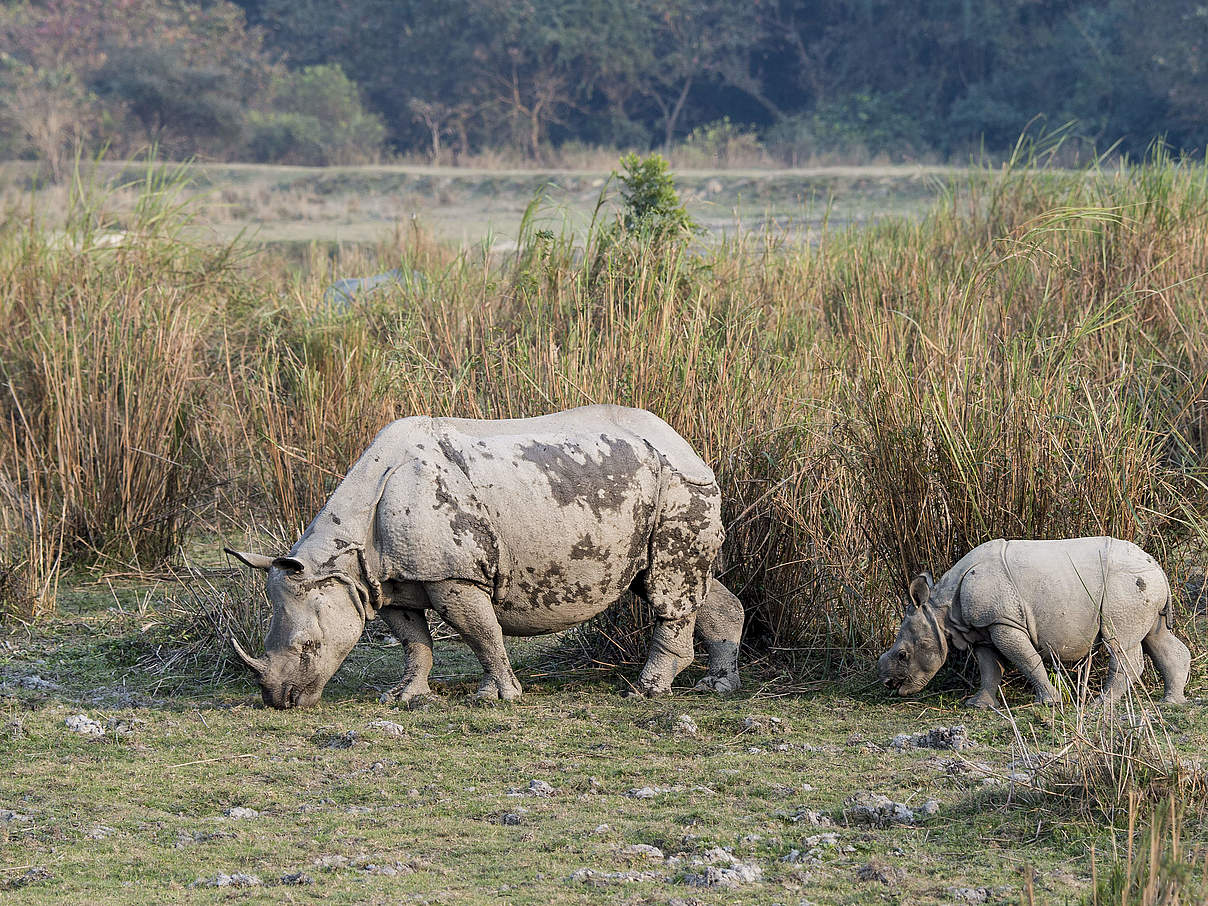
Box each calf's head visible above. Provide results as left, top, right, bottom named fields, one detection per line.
left=878, top=573, right=949, bottom=696
left=225, top=549, right=366, bottom=709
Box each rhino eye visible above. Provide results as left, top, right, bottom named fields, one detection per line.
left=897, top=649, right=910, bottom=662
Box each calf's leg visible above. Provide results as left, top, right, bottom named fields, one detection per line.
left=378, top=604, right=435, bottom=705
left=989, top=624, right=1060, bottom=705
left=692, top=579, right=743, bottom=694
left=965, top=645, right=1004, bottom=709
left=1095, top=640, right=1144, bottom=707
left=424, top=580, right=522, bottom=701
left=1142, top=616, right=1190, bottom=705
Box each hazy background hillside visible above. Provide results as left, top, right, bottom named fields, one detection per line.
left=2, top=0, right=1205, bottom=177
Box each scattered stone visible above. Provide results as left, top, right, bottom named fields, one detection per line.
left=1, top=810, right=31, bottom=823
left=683, top=862, right=763, bottom=888
left=946, top=886, right=990, bottom=903
left=4, top=718, right=26, bottom=739
left=86, top=825, right=115, bottom=840
left=629, top=786, right=670, bottom=799
left=508, top=779, right=555, bottom=797
left=917, top=799, right=940, bottom=818
left=361, top=861, right=413, bottom=876
left=674, top=714, right=699, bottom=737
left=741, top=715, right=788, bottom=735
left=225, top=807, right=259, bottom=820
left=619, top=843, right=664, bottom=861
left=191, top=873, right=262, bottom=888
left=569, top=868, right=663, bottom=886
left=280, top=872, right=314, bottom=885
left=593, top=824, right=610, bottom=834
left=366, top=719, right=408, bottom=737
left=782, top=806, right=832, bottom=826
left=842, top=792, right=918, bottom=827
left=500, top=812, right=524, bottom=826
left=890, top=725, right=974, bottom=751
left=674, top=847, right=763, bottom=889
left=64, top=714, right=105, bottom=737
left=105, top=717, right=145, bottom=736
left=856, top=858, right=907, bottom=885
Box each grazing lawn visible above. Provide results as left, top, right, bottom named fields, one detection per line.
left=3, top=586, right=1205, bottom=904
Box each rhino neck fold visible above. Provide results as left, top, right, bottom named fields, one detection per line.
left=288, top=421, right=425, bottom=620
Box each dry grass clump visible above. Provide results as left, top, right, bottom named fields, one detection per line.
left=1, top=148, right=1206, bottom=674
left=1086, top=796, right=1208, bottom=906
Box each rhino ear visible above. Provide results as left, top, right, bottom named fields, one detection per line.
left=225, top=548, right=276, bottom=571
left=908, top=573, right=933, bottom=609
left=271, top=557, right=306, bottom=575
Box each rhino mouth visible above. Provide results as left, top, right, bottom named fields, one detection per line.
left=264, top=681, right=320, bottom=710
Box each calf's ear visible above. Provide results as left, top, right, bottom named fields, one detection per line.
left=908, top=573, right=932, bottom=608
left=225, top=548, right=275, bottom=571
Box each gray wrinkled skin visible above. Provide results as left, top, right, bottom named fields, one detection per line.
left=227, top=405, right=743, bottom=708
left=879, top=537, right=1191, bottom=709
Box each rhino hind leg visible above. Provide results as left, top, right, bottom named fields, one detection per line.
left=378, top=605, right=435, bottom=706
left=989, top=624, right=1059, bottom=705
left=692, top=579, right=743, bottom=694
left=1095, top=640, right=1145, bottom=707
left=425, top=580, right=523, bottom=702
left=1142, top=617, right=1190, bottom=705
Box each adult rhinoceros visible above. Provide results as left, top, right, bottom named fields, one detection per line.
left=226, top=405, right=743, bottom=708
left=878, top=537, right=1190, bottom=708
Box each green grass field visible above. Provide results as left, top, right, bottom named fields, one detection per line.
left=4, top=586, right=1206, bottom=905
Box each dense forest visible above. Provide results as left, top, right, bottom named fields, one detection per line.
left=1, top=0, right=1205, bottom=171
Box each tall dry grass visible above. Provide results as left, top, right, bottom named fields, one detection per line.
left=1, top=148, right=1205, bottom=672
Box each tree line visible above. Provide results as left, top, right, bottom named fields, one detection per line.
left=2, top=0, right=1205, bottom=173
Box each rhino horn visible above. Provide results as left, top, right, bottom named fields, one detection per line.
left=225, top=548, right=276, bottom=571
left=230, top=637, right=268, bottom=677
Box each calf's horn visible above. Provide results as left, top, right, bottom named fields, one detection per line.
left=230, top=637, right=268, bottom=676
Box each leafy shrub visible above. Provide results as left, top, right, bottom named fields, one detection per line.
left=243, top=64, right=386, bottom=166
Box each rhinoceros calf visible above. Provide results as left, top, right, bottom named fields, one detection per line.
left=226, top=404, right=743, bottom=708
left=879, top=537, right=1190, bottom=708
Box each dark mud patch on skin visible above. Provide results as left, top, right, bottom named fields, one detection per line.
left=437, top=436, right=472, bottom=479
left=1137, top=577, right=1147, bottom=591
left=517, top=436, right=646, bottom=519
left=570, top=534, right=608, bottom=561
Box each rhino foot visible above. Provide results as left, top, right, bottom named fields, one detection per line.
left=1161, top=693, right=1188, bottom=706
left=470, top=675, right=522, bottom=704
left=964, top=691, right=999, bottom=710
left=1034, top=692, right=1059, bottom=707
left=380, top=682, right=435, bottom=708
left=692, top=673, right=740, bottom=695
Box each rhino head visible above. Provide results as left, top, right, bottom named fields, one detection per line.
left=878, top=572, right=950, bottom=696
left=224, top=549, right=367, bottom=709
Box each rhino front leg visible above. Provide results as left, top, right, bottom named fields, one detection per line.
left=692, top=579, right=742, bottom=694
left=988, top=625, right=1059, bottom=705
left=378, top=605, right=435, bottom=705
left=635, top=614, right=696, bottom=697
left=424, top=580, right=522, bottom=702
left=965, top=645, right=1004, bottom=709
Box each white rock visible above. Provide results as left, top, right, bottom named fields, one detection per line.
left=620, top=843, right=664, bottom=861
left=64, top=714, right=105, bottom=737
left=225, top=807, right=259, bottom=820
